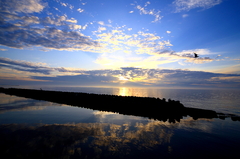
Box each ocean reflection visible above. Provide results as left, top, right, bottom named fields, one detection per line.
left=1, top=117, right=239, bottom=159
left=0, top=93, right=28, bottom=105
left=0, top=122, right=173, bottom=159
left=0, top=93, right=63, bottom=113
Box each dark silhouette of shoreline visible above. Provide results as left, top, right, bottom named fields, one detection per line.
left=0, top=87, right=239, bottom=122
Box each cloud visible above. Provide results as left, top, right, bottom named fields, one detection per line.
left=65, top=18, right=77, bottom=23
left=40, top=16, right=78, bottom=26
left=0, top=57, right=53, bottom=75
left=0, top=0, right=46, bottom=13
left=95, top=52, right=176, bottom=69
left=1, top=57, right=239, bottom=88
left=161, top=49, right=215, bottom=64
left=91, top=23, right=217, bottom=68
left=77, top=8, right=84, bottom=13
left=133, top=1, right=163, bottom=23
left=59, top=2, right=74, bottom=10
left=0, top=49, right=7, bottom=51
left=94, top=35, right=215, bottom=68
left=0, top=0, right=99, bottom=51
left=182, top=14, right=189, bottom=18
left=31, top=68, right=240, bottom=88
left=0, top=57, right=87, bottom=77
left=210, top=76, right=240, bottom=82
left=95, top=27, right=107, bottom=33
left=94, top=28, right=172, bottom=55
left=173, top=0, right=222, bottom=12
left=166, top=31, right=171, bottom=34
left=0, top=24, right=98, bottom=50
left=60, top=2, right=67, bottom=7
left=0, top=13, right=99, bottom=51
left=98, top=21, right=105, bottom=25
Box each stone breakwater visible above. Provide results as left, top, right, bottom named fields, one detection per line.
left=0, top=87, right=239, bottom=122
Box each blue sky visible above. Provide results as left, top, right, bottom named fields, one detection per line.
left=0, top=0, right=240, bottom=89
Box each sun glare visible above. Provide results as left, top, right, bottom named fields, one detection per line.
left=119, top=76, right=129, bottom=81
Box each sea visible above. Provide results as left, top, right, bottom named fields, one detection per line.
left=0, top=86, right=240, bottom=159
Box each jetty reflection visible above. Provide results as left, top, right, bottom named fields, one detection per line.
left=0, top=87, right=239, bottom=122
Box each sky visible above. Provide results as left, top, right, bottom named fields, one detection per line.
left=0, top=0, right=240, bottom=89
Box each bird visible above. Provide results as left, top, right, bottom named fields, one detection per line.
left=194, top=53, right=199, bottom=58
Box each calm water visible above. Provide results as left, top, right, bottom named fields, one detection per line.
left=0, top=87, right=240, bottom=158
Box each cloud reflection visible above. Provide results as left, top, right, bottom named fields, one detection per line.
left=0, top=93, right=62, bottom=113
left=0, top=116, right=216, bottom=158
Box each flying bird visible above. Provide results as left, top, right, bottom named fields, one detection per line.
left=194, top=53, right=199, bottom=58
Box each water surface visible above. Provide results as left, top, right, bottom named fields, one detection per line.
left=0, top=87, right=240, bottom=158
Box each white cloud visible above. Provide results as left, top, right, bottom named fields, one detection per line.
left=0, top=13, right=99, bottom=51
left=129, top=11, right=134, bottom=13
left=59, top=1, right=74, bottom=10
left=0, top=0, right=46, bottom=13
left=98, top=21, right=105, bottom=25
left=77, top=8, right=84, bottom=13
left=94, top=27, right=172, bottom=56
left=182, top=14, right=189, bottom=18
left=60, top=2, right=67, bottom=7
left=0, top=5, right=98, bottom=51
left=166, top=31, right=171, bottom=34
left=0, top=49, right=7, bottom=51
left=175, top=49, right=215, bottom=55
left=39, top=15, right=78, bottom=27
left=165, top=49, right=215, bottom=64
left=53, top=7, right=59, bottom=11
left=0, top=26, right=98, bottom=50
left=81, top=24, right=88, bottom=30
left=65, top=18, right=77, bottom=23
left=69, top=4, right=74, bottom=10
left=173, top=0, right=222, bottom=12
left=68, top=24, right=82, bottom=30
left=134, top=2, right=163, bottom=23
left=98, top=27, right=107, bottom=32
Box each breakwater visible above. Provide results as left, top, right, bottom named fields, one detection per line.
left=0, top=87, right=239, bottom=122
